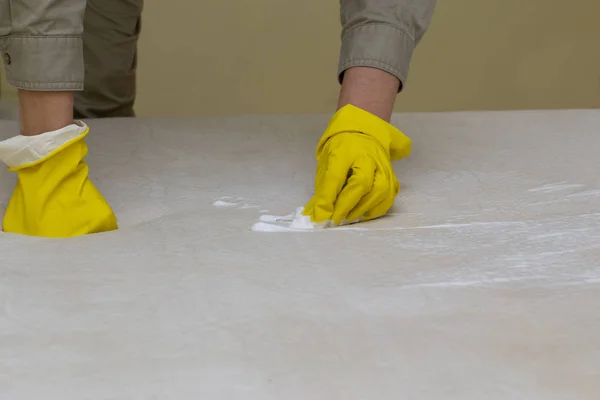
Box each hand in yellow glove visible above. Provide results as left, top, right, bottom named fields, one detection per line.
left=303, top=104, right=411, bottom=227
left=0, top=121, right=118, bottom=238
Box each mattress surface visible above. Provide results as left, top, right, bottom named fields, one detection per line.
left=1, top=110, right=599, bottom=399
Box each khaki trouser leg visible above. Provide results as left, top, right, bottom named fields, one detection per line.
left=0, top=0, right=9, bottom=90
left=0, top=0, right=86, bottom=91
left=0, top=0, right=10, bottom=50
left=74, top=0, right=144, bottom=118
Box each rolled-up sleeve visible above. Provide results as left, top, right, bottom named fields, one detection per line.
left=338, top=0, right=437, bottom=90
left=2, top=0, right=86, bottom=91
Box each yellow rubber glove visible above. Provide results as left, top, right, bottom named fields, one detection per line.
left=303, top=104, right=411, bottom=227
left=0, top=122, right=118, bottom=238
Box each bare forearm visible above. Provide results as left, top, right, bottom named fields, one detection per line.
left=337, top=66, right=399, bottom=122
left=336, top=0, right=437, bottom=121
left=19, top=90, right=74, bottom=136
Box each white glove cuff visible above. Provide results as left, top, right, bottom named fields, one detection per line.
left=0, top=121, right=88, bottom=169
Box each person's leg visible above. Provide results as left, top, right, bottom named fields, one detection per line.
left=0, top=0, right=13, bottom=119
left=0, top=0, right=9, bottom=41
left=74, top=0, right=144, bottom=118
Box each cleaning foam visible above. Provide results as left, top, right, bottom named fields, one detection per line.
left=212, top=200, right=238, bottom=207
left=251, top=207, right=333, bottom=232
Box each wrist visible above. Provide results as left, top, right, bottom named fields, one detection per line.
left=18, top=90, right=74, bottom=136
left=337, top=66, right=399, bottom=122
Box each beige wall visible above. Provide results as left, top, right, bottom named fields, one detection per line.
left=2, top=0, right=600, bottom=116
left=396, top=0, right=600, bottom=112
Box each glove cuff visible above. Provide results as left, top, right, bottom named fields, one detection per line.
left=317, top=104, right=411, bottom=161
left=0, top=121, right=89, bottom=171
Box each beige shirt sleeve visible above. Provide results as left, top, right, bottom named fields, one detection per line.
left=338, top=0, right=437, bottom=90
left=0, top=0, right=86, bottom=90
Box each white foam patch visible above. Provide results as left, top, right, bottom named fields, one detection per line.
left=237, top=204, right=260, bottom=209
left=252, top=207, right=327, bottom=232
left=213, top=200, right=238, bottom=207
left=251, top=222, right=302, bottom=233
left=258, top=214, right=291, bottom=223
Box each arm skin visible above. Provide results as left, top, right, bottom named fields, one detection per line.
left=337, top=66, right=400, bottom=122
left=19, top=90, right=74, bottom=136
left=336, top=0, right=438, bottom=121
left=19, top=67, right=397, bottom=136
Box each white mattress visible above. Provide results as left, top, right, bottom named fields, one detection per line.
left=1, top=110, right=599, bottom=399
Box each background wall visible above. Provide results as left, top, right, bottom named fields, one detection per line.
left=2, top=0, right=600, bottom=116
